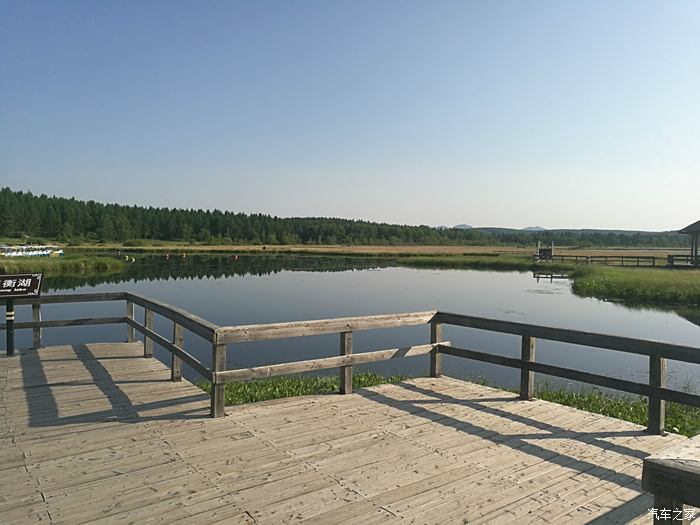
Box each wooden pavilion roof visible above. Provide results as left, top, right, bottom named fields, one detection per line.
left=679, top=220, right=700, bottom=234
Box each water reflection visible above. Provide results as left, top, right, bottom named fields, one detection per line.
left=44, top=254, right=391, bottom=291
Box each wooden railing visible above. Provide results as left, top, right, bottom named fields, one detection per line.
left=0, top=292, right=220, bottom=411
left=2, top=294, right=700, bottom=436
left=667, top=254, right=700, bottom=267
left=535, top=254, right=658, bottom=266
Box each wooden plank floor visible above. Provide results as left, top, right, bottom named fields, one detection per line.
left=0, top=342, right=690, bottom=524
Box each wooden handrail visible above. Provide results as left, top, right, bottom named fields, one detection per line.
left=214, top=342, right=442, bottom=383
left=215, top=311, right=437, bottom=343
left=434, top=312, right=700, bottom=364
left=125, top=292, right=219, bottom=342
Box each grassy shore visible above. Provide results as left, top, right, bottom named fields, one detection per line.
left=198, top=372, right=407, bottom=405
left=535, top=387, right=700, bottom=437
left=198, top=374, right=700, bottom=437
left=0, top=256, right=125, bottom=276
left=396, top=254, right=700, bottom=306
left=571, top=266, right=700, bottom=306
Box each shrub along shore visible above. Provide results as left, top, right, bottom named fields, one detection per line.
left=0, top=255, right=125, bottom=276
left=198, top=374, right=700, bottom=437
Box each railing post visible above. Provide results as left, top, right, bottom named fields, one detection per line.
left=430, top=321, right=442, bottom=377
left=648, top=353, right=667, bottom=434
left=32, top=303, right=42, bottom=349
left=211, top=341, right=227, bottom=417
left=520, top=335, right=536, bottom=400
left=340, top=331, right=353, bottom=394
left=5, top=299, right=15, bottom=357
left=126, top=300, right=135, bottom=343
left=171, top=323, right=183, bottom=382
left=144, top=308, right=154, bottom=357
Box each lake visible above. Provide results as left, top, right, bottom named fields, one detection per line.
left=9, top=254, right=700, bottom=394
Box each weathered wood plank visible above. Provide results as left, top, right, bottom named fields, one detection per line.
left=215, top=343, right=441, bottom=383
left=1, top=343, right=690, bottom=525
left=648, top=354, right=667, bottom=434
left=125, top=292, right=219, bottom=342
left=0, top=316, right=128, bottom=330
left=126, top=300, right=135, bottom=343
left=8, top=292, right=126, bottom=306
left=144, top=308, right=154, bottom=357
left=519, top=335, right=535, bottom=400
left=216, top=310, right=437, bottom=343
left=171, top=323, right=183, bottom=382
left=211, top=343, right=227, bottom=417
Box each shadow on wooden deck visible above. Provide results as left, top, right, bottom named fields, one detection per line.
left=18, top=343, right=209, bottom=426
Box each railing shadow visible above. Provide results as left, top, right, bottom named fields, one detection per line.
left=20, top=344, right=210, bottom=427
left=361, top=380, right=656, bottom=491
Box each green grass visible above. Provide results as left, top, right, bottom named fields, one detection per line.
left=198, top=372, right=407, bottom=405
left=534, top=387, right=700, bottom=437
left=571, top=266, right=700, bottom=306
left=0, top=256, right=125, bottom=276
left=197, top=373, right=700, bottom=437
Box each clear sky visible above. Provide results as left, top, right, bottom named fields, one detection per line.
left=1, top=1, right=698, bottom=231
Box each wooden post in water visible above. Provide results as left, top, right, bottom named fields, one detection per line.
left=144, top=308, right=154, bottom=357
left=430, top=321, right=442, bottom=377
left=520, top=335, right=536, bottom=400
left=32, top=303, right=42, bottom=349
left=171, top=323, right=183, bottom=382
left=126, top=300, right=135, bottom=343
left=211, top=342, right=227, bottom=417
left=340, top=331, right=353, bottom=394
left=648, top=354, right=667, bottom=434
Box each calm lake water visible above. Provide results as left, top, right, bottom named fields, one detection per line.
left=8, top=254, right=700, bottom=393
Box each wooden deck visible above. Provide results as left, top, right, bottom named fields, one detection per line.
left=0, top=342, right=689, bottom=524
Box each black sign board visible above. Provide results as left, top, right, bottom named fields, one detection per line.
left=0, top=273, right=43, bottom=299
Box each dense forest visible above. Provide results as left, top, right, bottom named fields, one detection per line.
left=0, top=188, right=689, bottom=248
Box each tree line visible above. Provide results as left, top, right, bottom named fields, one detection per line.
left=0, top=187, right=689, bottom=248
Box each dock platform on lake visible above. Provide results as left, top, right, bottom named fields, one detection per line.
left=0, top=341, right=691, bottom=524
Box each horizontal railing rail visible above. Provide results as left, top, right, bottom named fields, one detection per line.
left=216, top=311, right=437, bottom=343
left=215, top=342, right=445, bottom=383
left=535, top=254, right=659, bottom=266
left=433, top=312, right=700, bottom=364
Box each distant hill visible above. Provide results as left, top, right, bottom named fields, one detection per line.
left=453, top=224, right=473, bottom=229
left=522, top=226, right=546, bottom=231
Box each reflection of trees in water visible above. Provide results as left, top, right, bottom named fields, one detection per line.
left=44, top=254, right=391, bottom=291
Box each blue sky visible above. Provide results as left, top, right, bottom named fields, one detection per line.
left=1, top=1, right=698, bottom=230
